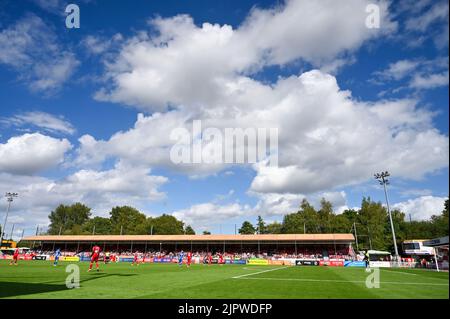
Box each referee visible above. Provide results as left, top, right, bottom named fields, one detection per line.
left=364, top=251, right=370, bottom=269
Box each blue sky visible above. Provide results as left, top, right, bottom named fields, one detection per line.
left=0, top=0, right=448, bottom=237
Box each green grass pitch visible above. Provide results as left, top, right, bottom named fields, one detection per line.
left=0, top=260, right=448, bottom=299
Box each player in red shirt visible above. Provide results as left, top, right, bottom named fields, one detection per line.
left=218, top=253, right=224, bottom=265
left=186, top=251, right=192, bottom=267
left=208, top=253, right=213, bottom=266
left=88, top=245, right=101, bottom=272
left=9, top=248, right=19, bottom=266
left=132, top=252, right=140, bottom=266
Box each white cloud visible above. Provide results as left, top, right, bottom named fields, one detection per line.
left=1, top=111, right=76, bottom=135
left=404, top=1, right=449, bottom=32
left=396, top=0, right=433, bottom=15
left=0, top=14, right=79, bottom=92
left=400, top=0, right=449, bottom=50
left=392, top=196, right=447, bottom=220
left=212, top=189, right=235, bottom=203
left=410, top=71, right=449, bottom=89
left=0, top=133, right=72, bottom=175
left=79, top=1, right=448, bottom=196
left=238, top=0, right=395, bottom=65
left=60, top=163, right=168, bottom=202
left=6, top=215, right=25, bottom=224
left=1, top=0, right=447, bottom=236
left=77, top=70, right=449, bottom=195
left=252, top=191, right=347, bottom=216
left=372, top=57, right=449, bottom=91
left=172, top=202, right=251, bottom=228
left=0, top=162, right=168, bottom=233
left=252, top=193, right=305, bottom=217
left=374, top=59, right=420, bottom=81
left=399, top=188, right=433, bottom=197
left=82, top=34, right=123, bottom=56
left=95, top=0, right=395, bottom=111
left=171, top=190, right=348, bottom=228
left=31, top=0, right=66, bottom=13
left=368, top=99, right=435, bottom=130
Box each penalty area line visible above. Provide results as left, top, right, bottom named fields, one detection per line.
left=233, top=277, right=449, bottom=286
left=232, top=266, right=292, bottom=279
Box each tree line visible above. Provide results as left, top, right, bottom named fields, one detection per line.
left=45, top=197, right=448, bottom=251
left=239, top=197, right=449, bottom=251
left=47, top=204, right=197, bottom=236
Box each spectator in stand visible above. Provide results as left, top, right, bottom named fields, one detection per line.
left=421, top=258, right=427, bottom=269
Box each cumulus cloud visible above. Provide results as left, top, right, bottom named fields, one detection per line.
left=0, top=133, right=72, bottom=175
left=170, top=191, right=447, bottom=228
left=171, top=190, right=348, bottom=228
left=392, top=196, right=447, bottom=220
left=252, top=193, right=305, bottom=217
left=77, top=70, right=449, bottom=194
left=172, top=202, right=251, bottom=229
left=252, top=191, right=347, bottom=216
left=1, top=111, right=76, bottom=135
left=237, top=0, right=394, bottom=65
left=59, top=162, right=168, bottom=202
left=76, top=1, right=447, bottom=196
left=0, top=14, right=79, bottom=92
left=95, top=0, right=395, bottom=111
left=0, top=162, right=168, bottom=233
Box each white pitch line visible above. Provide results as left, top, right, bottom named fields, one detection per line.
left=232, top=266, right=291, bottom=279
left=242, top=266, right=281, bottom=271
left=382, top=269, right=418, bottom=276
left=234, top=277, right=449, bottom=286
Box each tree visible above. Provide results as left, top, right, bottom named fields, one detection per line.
left=109, top=206, right=147, bottom=235
left=300, top=199, right=320, bottom=233
left=202, top=230, right=211, bottom=235
left=402, top=198, right=448, bottom=240
left=281, top=199, right=318, bottom=234
left=404, top=220, right=434, bottom=240
left=333, top=214, right=352, bottom=234
left=266, top=222, right=282, bottom=234
left=391, top=209, right=407, bottom=242
left=317, top=198, right=334, bottom=233
left=256, top=216, right=267, bottom=234
left=428, top=198, right=449, bottom=238
left=281, top=212, right=304, bottom=234
left=150, top=214, right=185, bottom=235
left=239, top=221, right=256, bottom=234
left=184, top=225, right=196, bottom=235
left=341, top=209, right=358, bottom=225
left=82, top=217, right=112, bottom=235
left=357, top=197, right=391, bottom=250
left=48, top=203, right=91, bottom=235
